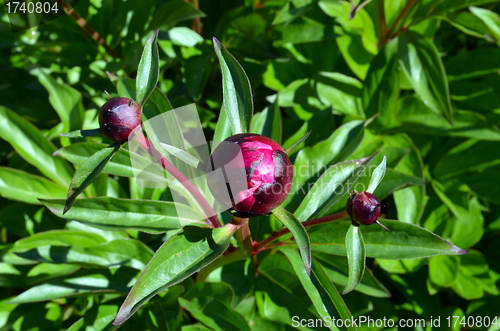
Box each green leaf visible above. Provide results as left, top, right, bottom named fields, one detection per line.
left=113, top=224, right=238, bottom=325
left=284, top=130, right=310, bottom=155
left=362, top=38, right=400, bottom=127
left=213, top=37, right=253, bottom=134
left=7, top=267, right=140, bottom=304
left=315, top=72, right=364, bottom=118
left=306, top=220, right=468, bottom=259
left=54, top=142, right=167, bottom=184
left=470, top=6, right=500, bottom=46
left=445, top=48, right=500, bottom=82
left=429, top=255, right=460, bottom=287
left=314, top=252, right=390, bottom=297
left=0, top=106, right=73, bottom=186
left=33, top=70, right=85, bottom=141
left=273, top=206, right=311, bottom=276
left=343, top=224, right=365, bottom=294
left=67, top=299, right=122, bottom=331
left=13, top=238, right=154, bottom=270
left=41, top=197, right=206, bottom=234
left=0, top=167, right=67, bottom=204
left=212, top=106, right=232, bottom=150
left=12, top=230, right=106, bottom=250
left=366, top=156, right=386, bottom=194
left=287, top=120, right=366, bottom=210
left=136, top=30, right=160, bottom=107
left=159, top=142, right=201, bottom=169
left=59, top=128, right=102, bottom=138
left=398, top=31, right=453, bottom=124
left=149, top=0, right=206, bottom=31
left=294, top=154, right=377, bottom=223
left=179, top=282, right=250, bottom=331
left=64, top=143, right=121, bottom=214
left=250, top=98, right=282, bottom=145
left=277, top=247, right=355, bottom=331
left=443, top=11, right=493, bottom=41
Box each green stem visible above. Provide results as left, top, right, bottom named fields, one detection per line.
left=254, top=211, right=348, bottom=252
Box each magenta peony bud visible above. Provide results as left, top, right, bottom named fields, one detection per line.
left=99, top=97, right=142, bottom=142
left=346, top=191, right=388, bottom=230
left=207, top=134, right=293, bottom=218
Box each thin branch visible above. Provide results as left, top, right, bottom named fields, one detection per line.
left=136, top=132, right=222, bottom=228
left=386, top=0, right=417, bottom=39
left=254, top=211, right=348, bottom=253
left=58, top=0, right=119, bottom=59
left=376, top=0, right=388, bottom=50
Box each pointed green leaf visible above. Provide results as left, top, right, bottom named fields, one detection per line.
left=284, top=130, right=311, bottom=155
left=343, top=224, right=365, bottom=294
left=278, top=247, right=355, bottom=331
left=136, top=30, right=160, bottom=107
left=0, top=167, right=67, bottom=204
left=212, top=106, right=232, bottom=150
left=53, top=142, right=167, bottom=184
left=306, top=220, right=468, bottom=259
left=213, top=37, right=253, bottom=134
left=33, top=70, right=85, bottom=141
left=159, top=142, right=201, bottom=169
left=64, top=143, right=121, bottom=214
left=366, top=155, right=386, bottom=194
left=59, top=128, right=102, bottom=138
left=273, top=206, right=311, bottom=276
left=0, top=106, right=73, bottom=186
left=113, top=224, right=238, bottom=325
left=41, top=197, right=207, bottom=233
left=294, top=153, right=377, bottom=222
left=7, top=267, right=140, bottom=304
left=398, top=31, right=453, bottom=124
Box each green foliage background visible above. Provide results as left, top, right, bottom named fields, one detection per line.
left=1, top=0, right=500, bottom=330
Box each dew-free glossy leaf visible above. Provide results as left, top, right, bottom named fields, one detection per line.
left=0, top=167, right=67, bottom=204
left=212, top=106, right=232, bottom=151
left=7, top=267, right=140, bottom=304
left=314, top=252, right=390, bottom=297
left=67, top=299, right=122, bottom=331
left=0, top=106, right=73, bottom=186
left=429, top=255, right=459, bottom=287
left=59, top=128, right=102, bottom=138
left=64, top=143, right=121, bottom=214
left=136, top=31, right=160, bottom=107
left=278, top=247, right=354, bottom=331
left=305, top=220, right=467, bottom=259
left=273, top=206, right=311, bottom=276
left=213, top=37, right=253, bottom=134
left=366, top=156, right=386, bottom=194
left=398, top=31, right=453, bottom=124
left=343, top=225, right=365, bottom=294
left=113, top=224, right=238, bottom=325
left=42, top=197, right=206, bottom=233
left=294, top=154, right=377, bottom=222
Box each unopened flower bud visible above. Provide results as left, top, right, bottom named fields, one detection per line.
left=346, top=191, right=389, bottom=231
left=99, top=97, right=142, bottom=142
left=207, top=134, right=293, bottom=218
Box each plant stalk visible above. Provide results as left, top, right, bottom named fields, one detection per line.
left=136, top=132, right=222, bottom=228
left=386, top=0, right=417, bottom=39
left=254, top=211, right=348, bottom=252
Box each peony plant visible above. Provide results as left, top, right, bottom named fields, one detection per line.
left=25, top=32, right=468, bottom=327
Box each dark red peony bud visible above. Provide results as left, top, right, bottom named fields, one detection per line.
left=207, top=133, right=293, bottom=218
left=346, top=191, right=389, bottom=231
left=99, top=97, right=142, bottom=142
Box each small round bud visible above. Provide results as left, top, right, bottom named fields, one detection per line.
left=99, top=97, right=142, bottom=142
left=207, top=134, right=293, bottom=218
left=346, top=191, right=381, bottom=226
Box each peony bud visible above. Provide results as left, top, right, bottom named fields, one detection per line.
left=346, top=191, right=389, bottom=231
left=207, top=134, right=293, bottom=218
left=99, top=97, right=142, bottom=142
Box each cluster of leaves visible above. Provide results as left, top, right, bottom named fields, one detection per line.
left=1, top=0, right=500, bottom=330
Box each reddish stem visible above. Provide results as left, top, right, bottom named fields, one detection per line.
left=254, top=211, right=348, bottom=253
left=136, top=132, right=222, bottom=228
